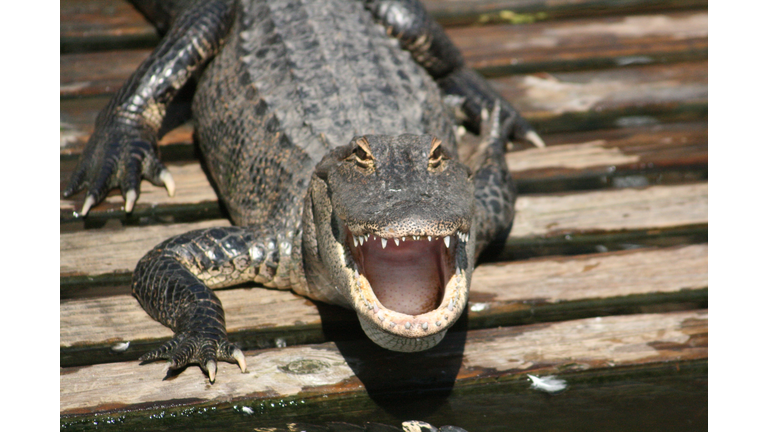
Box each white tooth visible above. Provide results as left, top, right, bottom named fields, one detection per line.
left=377, top=312, right=385, bottom=321
left=353, top=236, right=358, bottom=247
left=422, top=322, right=429, bottom=330
left=402, top=237, right=406, bottom=242
left=444, top=236, right=450, bottom=248
left=381, top=238, right=387, bottom=248
left=405, top=322, right=411, bottom=329
left=428, top=236, right=432, bottom=242
left=414, top=236, right=420, bottom=240
left=354, top=269, right=359, bottom=279
left=365, top=234, right=370, bottom=241
left=394, top=238, right=400, bottom=246
left=359, top=236, right=365, bottom=245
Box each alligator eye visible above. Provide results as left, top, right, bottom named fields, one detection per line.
left=351, top=137, right=374, bottom=168
left=428, top=138, right=449, bottom=170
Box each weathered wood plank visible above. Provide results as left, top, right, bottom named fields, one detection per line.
left=494, top=61, right=708, bottom=134
left=422, top=0, right=707, bottom=26
left=60, top=61, right=708, bottom=159
left=453, top=11, right=707, bottom=76
left=60, top=0, right=708, bottom=52
left=61, top=0, right=159, bottom=53
left=60, top=309, right=708, bottom=416
left=60, top=11, right=708, bottom=98
left=507, top=121, right=708, bottom=183
left=61, top=122, right=707, bottom=222
left=60, top=219, right=223, bottom=279
left=511, top=183, right=707, bottom=238
left=60, top=183, right=707, bottom=281
left=60, top=244, right=707, bottom=367
left=61, top=49, right=150, bottom=97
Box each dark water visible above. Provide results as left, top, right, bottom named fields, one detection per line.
left=61, top=361, right=706, bottom=431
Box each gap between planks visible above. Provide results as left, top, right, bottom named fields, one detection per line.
left=60, top=309, right=708, bottom=415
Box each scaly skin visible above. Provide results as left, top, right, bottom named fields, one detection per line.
left=65, top=0, right=541, bottom=382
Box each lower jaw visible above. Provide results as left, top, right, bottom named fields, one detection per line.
left=357, top=313, right=448, bottom=352
left=349, top=270, right=467, bottom=351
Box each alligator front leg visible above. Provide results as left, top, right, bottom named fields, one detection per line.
left=468, top=101, right=518, bottom=256
left=133, top=225, right=288, bottom=382
left=364, top=0, right=544, bottom=148
left=64, top=0, right=235, bottom=215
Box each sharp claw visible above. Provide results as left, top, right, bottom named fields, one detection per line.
left=525, top=130, right=546, bottom=148
left=80, top=195, right=95, bottom=217
left=205, top=360, right=217, bottom=383
left=160, top=169, right=176, bottom=197
left=125, top=189, right=137, bottom=213
left=232, top=348, right=247, bottom=373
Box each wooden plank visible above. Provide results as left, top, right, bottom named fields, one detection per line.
left=61, top=49, right=150, bottom=97
left=60, top=61, right=708, bottom=159
left=60, top=244, right=707, bottom=366
left=511, top=183, right=707, bottom=238
left=60, top=309, right=708, bottom=416
left=61, top=122, right=707, bottom=222
left=60, top=11, right=708, bottom=98
left=507, top=121, right=708, bottom=182
left=60, top=0, right=159, bottom=53
left=60, top=183, right=707, bottom=281
left=494, top=61, right=708, bottom=134
left=60, top=0, right=708, bottom=51
left=60, top=219, right=224, bottom=279
left=422, top=0, right=708, bottom=26
left=452, top=11, right=707, bottom=76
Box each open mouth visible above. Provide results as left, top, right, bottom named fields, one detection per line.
left=346, top=229, right=469, bottom=317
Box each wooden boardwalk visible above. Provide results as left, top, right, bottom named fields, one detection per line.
left=60, top=0, right=708, bottom=430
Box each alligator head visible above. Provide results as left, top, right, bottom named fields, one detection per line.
left=302, top=134, right=476, bottom=352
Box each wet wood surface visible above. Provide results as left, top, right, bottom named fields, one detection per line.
left=59, top=0, right=708, bottom=426
left=61, top=309, right=707, bottom=415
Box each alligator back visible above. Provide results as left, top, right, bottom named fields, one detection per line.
left=192, top=0, right=456, bottom=227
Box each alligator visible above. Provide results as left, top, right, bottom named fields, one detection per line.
left=64, top=0, right=543, bottom=382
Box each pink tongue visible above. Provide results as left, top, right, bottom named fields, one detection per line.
left=361, top=240, right=443, bottom=316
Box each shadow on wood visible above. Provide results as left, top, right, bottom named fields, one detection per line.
left=318, top=302, right=468, bottom=421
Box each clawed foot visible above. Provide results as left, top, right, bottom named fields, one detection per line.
left=63, top=123, right=175, bottom=216
left=139, top=331, right=247, bottom=383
